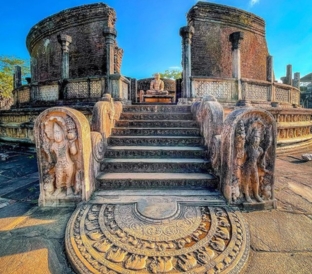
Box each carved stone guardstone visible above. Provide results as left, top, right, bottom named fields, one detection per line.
left=34, top=107, right=94, bottom=206
left=216, top=108, right=277, bottom=210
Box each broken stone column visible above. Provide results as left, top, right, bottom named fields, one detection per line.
left=267, top=55, right=275, bottom=101
left=180, top=26, right=194, bottom=99
left=293, top=72, right=300, bottom=89
left=229, top=32, right=244, bottom=100
left=13, top=66, right=22, bottom=89
left=103, top=27, right=117, bottom=95
left=286, top=64, right=292, bottom=86
left=57, top=34, right=72, bottom=79
left=267, top=55, right=274, bottom=83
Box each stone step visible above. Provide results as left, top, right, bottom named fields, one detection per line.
left=111, top=127, right=200, bottom=136
left=100, top=158, right=211, bottom=173
left=96, top=172, right=218, bottom=190
left=108, top=136, right=204, bottom=146
left=105, top=146, right=207, bottom=159
left=122, top=105, right=191, bottom=113
left=116, top=120, right=198, bottom=128
left=120, top=112, right=193, bottom=121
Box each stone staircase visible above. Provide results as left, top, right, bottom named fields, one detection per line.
left=96, top=105, right=221, bottom=196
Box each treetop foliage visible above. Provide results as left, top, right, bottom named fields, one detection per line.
left=159, top=69, right=182, bottom=80
left=0, top=56, right=30, bottom=98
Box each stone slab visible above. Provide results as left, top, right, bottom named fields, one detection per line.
left=0, top=206, right=75, bottom=274
left=243, top=211, right=312, bottom=252
left=243, top=250, right=312, bottom=274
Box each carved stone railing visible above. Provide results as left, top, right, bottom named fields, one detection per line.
left=12, top=77, right=106, bottom=106
left=269, top=108, right=312, bottom=145
left=191, top=77, right=300, bottom=106
left=241, top=79, right=271, bottom=101
left=66, top=77, right=104, bottom=99
left=191, top=77, right=237, bottom=103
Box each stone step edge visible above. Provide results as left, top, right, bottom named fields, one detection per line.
left=102, top=158, right=209, bottom=163
left=96, top=173, right=218, bottom=190
left=105, top=146, right=206, bottom=150
left=109, top=136, right=203, bottom=139
left=96, top=172, right=215, bottom=180
left=113, top=127, right=199, bottom=130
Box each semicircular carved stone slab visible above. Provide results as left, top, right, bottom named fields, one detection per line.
left=65, top=203, right=250, bottom=273
left=34, top=107, right=94, bottom=206
left=220, top=107, right=277, bottom=210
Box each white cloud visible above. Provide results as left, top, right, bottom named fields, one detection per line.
left=250, top=0, right=260, bottom=6
left=169, top=66, right=182, bottom=70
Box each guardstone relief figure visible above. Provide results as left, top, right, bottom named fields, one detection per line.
left=242, top=120, right=265, bottom=203
left=43, top=116, right=79, bottom=197
left=232, top=120, right=246, bottom=202
left=232, top=118, right=273, bottom=204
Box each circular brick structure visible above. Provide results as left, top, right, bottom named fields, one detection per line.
left=26, top=3, right=116, bottom=82
left=188, top=1, right=268, bottom=80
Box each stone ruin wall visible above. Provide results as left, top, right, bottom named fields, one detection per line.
left=26, top=3, right=116, bottom=83
left=188, top=2, right=268, bottom=81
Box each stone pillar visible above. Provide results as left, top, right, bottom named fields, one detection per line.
left=180, top=26, right=194, bottom=98
left=293, top=72, right=300, bottom=89
left=267, top=55, right=274, bottom=82
left=229, top=32, right=244, bottom=100
left=103, top=27, right=117, bottom=95
left=286, top=64, right=292, bottom=86
left=58, top=34, right=72, bottom=79
left=267, top=55, right=275, bottom=101
left=13, top=66, right=22, bottom=89
left=129, top=78, right=137, bottom=103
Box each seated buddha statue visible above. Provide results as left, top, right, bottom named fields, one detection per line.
left=139, top=73, right=168, bottom=102
left=146, top=73, right=169, bottom=95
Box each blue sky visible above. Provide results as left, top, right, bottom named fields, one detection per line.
left=1, top=0, right=312, bottom=80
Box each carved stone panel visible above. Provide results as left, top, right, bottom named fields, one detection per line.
left=65, top=203, right=250, bottom=273
left=193, top=80, right=235, bottom=101
left=34, top=107, right=94, bottom=206
left=38, top=85, right=59, bottom=101
left=220, top=107, right=277, bottom=209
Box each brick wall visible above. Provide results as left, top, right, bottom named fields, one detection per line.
left=27, top=3, right=118, bottom=82
left=188, top=2, right=269, bottom=81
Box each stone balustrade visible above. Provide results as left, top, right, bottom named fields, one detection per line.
left=191, top=77, right=237, bottom=103
left=192, top=77, right=300, bottom=106
left=12, top=77, right=106, bottom=106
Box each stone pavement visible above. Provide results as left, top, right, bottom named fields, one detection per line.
left=0, top=150, right=311, bottom=273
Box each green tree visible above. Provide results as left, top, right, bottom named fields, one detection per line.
left=159, top=69, right=182, bottom=80
left=0, top=56, right=30, bottom=98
